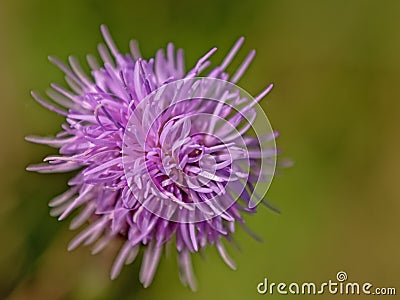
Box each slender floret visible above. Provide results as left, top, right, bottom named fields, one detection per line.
left=26, top=25, right=278, bottom=290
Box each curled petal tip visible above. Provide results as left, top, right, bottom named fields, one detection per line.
left=24, top=136, right=33, bottom=142
left=48, top=55, right=57, bottom=63
left=100, top=24, right=108, bottom=33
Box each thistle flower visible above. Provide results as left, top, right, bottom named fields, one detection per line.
left=27, top=25, right=278, bottom=290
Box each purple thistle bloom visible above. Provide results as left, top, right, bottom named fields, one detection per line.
left=27, top=25, right=278, bottom=290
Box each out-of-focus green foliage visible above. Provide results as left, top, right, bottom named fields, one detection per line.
left=1, top=0, right=399, bottom=299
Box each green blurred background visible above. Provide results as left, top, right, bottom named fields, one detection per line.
left=1, top=0, right=399, bottom=299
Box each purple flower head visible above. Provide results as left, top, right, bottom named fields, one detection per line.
left=27, top=25, right=279, bottom=290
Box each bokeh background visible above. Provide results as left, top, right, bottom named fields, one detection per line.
left=1, top=0, right=399, bottom=299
